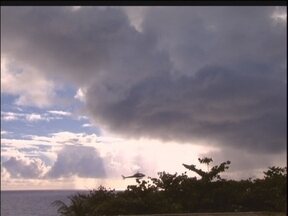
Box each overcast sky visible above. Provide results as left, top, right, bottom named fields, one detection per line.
left=1, top=6, right=287, bottom=190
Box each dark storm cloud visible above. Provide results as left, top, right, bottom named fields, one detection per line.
left=1, top=6, right=169, bottom=87
left=208, top=147, right=286, bottom=172
left=201, top=146, right=287, bottom=179
left=47, top=146, right=106, bottom=178
left=1, top=6, right=286, bottom=153
left=142, top=7, right=286, bottom=79
left=87, top=65, right=286, bottom=153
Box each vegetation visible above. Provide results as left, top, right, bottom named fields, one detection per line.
left=52, top=158, right=287, bottom=215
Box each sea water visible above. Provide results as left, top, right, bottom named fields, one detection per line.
left=1, top=190, right=87, bottom=216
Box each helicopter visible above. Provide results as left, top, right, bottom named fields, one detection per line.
left=121, top=172, right=145, bottom=179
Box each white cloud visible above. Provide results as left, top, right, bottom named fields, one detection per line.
left=46, top=145, right=105, bottom=178
left=271, top=6, right=287, bottom=24
left=2, top=114, right=18, bottom=121
left=48, top=110, right=72, bottom=116
left=1, top=55, right=57, bottom=108
left=71, top=6, right=82, bottom=11
left=1, top=111, right=72, bottom=122
left=1, top=112, right=24, bottom=121
left=74, top=88, right=86, bottom=102
left=1, top=111, right=45, bottom=122
left=1, top=130, right=213, bottom=180
left=2, top=156, right=49, bottom=179
left=1, top=130, right=10, bottom=135
left=82, top=123, right=93, bottom=127
left=122, top=6, right=147, bottom=32
left=2, top=129, right=286, bottom=189
left=1, top=166, right=11, bottom=181
left=78, top=115, right=89, bottom=120
left=25, top=113, right=43, bottom=122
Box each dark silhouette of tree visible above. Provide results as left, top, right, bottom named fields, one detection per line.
left=198, top=157, right=213, bottom=171
left=53, top=159, right=287, bottom=215
left=52, top=193, right=89, bottom=216
left=264, top=166, right=287, bottom=179
left=183, top=157, right=231, bottom=182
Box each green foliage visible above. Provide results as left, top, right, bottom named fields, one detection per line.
left=53, top=158, right=287, bottom=215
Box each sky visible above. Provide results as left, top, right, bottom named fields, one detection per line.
left=1, top=6, right=287, bottom=190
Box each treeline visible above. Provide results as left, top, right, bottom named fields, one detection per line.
left=53, top=158, right=287, bottom=215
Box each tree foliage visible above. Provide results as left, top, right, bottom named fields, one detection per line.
left=53, top=158, right=287, bottom=215
left=183, top=157, right=231, bottom=182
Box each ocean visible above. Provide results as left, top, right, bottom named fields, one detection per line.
left=1, top=190, right=88, bottom=216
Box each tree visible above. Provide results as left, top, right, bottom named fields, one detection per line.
left=264, top=166, right=287, bottom=179
left=198, top=157, right=213, bottom=172
left=183, top=157, right=231, bottom=182
left=52, top=160, right=287, bottom=215
left=52, top=193, right=89, bottom=216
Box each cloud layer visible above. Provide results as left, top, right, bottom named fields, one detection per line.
left=2, top=157, right=46, bottom=179
left=1, top=6, right=286, bottom=154
left=47, top=145, right=106, bottom=178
